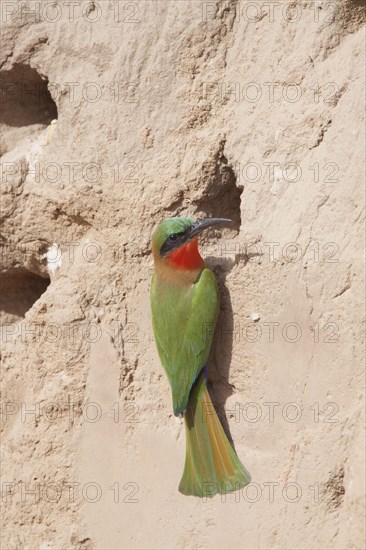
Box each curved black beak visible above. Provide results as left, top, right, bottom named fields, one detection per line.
left=187, top=218, right=232, bottom=240
left=160, top=217, right=232, bottom=257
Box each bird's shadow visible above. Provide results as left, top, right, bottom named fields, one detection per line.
left=204, top=252, right=260, bottom=450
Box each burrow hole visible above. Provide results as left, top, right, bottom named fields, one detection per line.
left=0, top=271, right=50, bottom=327
left=166, top=142, right=243, bottom=231
left=194, top=143, right=243, bottom=232
left=0, top=63, right=58, bottom=155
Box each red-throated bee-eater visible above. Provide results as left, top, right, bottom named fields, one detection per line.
left=150, top=217, right=251, bottom=497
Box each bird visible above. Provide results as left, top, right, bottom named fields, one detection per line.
left=150, top=216, right=251, bottom=497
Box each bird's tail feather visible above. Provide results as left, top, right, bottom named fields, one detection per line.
left=179, top=372, right=251, bottom=497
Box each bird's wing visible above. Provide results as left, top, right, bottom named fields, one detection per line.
left=151, top=268, right=220, bottom=415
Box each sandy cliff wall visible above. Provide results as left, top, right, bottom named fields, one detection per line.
left=1, top=1, right=365, bottom=549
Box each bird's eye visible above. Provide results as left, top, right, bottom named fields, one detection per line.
left=169, top=234, right=178, bottom=242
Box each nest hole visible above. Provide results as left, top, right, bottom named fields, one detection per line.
left=0, top=271, right=50, bottom=326
left=0, top=63, right=58, bottom=154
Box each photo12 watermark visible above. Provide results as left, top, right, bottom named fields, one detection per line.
left=201, top=1, right=339, bottom=24
left=1, top=1, right=142, bottom=26
left=1, top=480, right=139, bottom=504
left=201, top=81, right=342, bottom=106
left=200, top=479, right=341, bottom=504
left=0, top=398, right=340, bottom=427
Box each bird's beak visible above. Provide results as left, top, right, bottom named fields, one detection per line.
left=187, top=218, right=232, bottom=241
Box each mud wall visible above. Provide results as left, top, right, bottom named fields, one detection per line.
left=1, top=1, right=365, bottom=548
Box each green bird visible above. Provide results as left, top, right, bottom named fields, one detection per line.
left=150, top=216, right=251, bottom=497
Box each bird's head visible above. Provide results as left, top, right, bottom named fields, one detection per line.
left=152, top=217, right=231, bottom=271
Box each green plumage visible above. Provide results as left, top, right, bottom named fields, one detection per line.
left=150, top=217, right=251, bottom=497
left=151, top=267, right=219, bottom=415
left=179, top=371, right=251, bottom=497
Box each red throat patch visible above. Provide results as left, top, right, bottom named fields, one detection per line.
left=167, top=238, right=205, bottom=270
